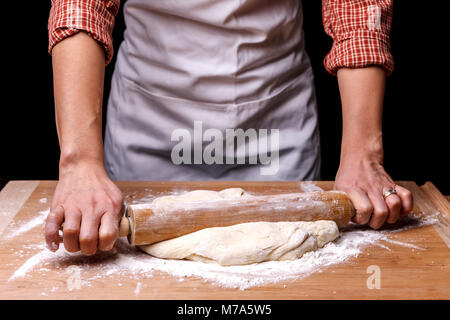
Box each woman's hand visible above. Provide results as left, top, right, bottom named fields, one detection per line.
left=334, top=151, right=413, bottom=229
left=45, top=161, right=124, bottom=254
left=46, top=32, right=122, bottom=254
left=335, top=67, right=413, bottom=229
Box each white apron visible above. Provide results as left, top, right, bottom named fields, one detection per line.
left=104, top=0, right=321, bottom=181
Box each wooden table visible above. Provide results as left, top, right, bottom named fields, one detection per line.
left=0, top=180, right=449, bottom=299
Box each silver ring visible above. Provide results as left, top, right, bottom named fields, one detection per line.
left=383, top=189, right=398, bottom=200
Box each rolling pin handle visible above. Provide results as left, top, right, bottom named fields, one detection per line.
left=119, top=216, right=131, bottom=237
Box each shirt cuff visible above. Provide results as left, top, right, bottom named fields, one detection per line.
left=48, top=1, right=118, bottom=65
left=323, top=30, right=394, bottom=76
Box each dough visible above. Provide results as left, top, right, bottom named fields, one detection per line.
left=139, top=188, right=339, bottom=266
left=140, top=220, right=338, bottom=266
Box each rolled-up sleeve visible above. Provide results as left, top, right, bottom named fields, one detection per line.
left=322, top=0, right=394, bottom=76
left=48, top=0, right=120, bottom=65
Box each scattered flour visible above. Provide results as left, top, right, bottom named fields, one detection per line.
left=9, top=247, right=54, bottom=280
left=7, top=213, right=439, bottom=290
left=4, top=189, right=440, bottom=292
left=4, top=209, right=49, bottom=240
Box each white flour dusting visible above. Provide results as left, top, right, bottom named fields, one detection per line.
left=7, top=213, right=439, bottom=290
left=39, top=198, right=48, bottom=204
left=4, top=209, right=49, bottom=240
left=9, top=246, right=54, bottom=280
left=4, top=188, right=440, bottom=291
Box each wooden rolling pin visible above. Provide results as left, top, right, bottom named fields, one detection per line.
left=117, top=191, right=355, bottom=245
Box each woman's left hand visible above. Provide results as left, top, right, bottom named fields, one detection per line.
left=334, top=153, right=413, bottom=229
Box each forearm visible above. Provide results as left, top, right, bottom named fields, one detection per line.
left=334, top=66, right=414, bottom=229
left=52, top=32, right=106, bottom=170
left=337, top=67, right=386, bottom=162
left=48, top=33, right=123, bottom=254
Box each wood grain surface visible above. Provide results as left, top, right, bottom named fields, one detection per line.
left=0, top=180, right=449, bottom=300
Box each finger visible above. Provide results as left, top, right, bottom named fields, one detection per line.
left=79, top=212, right=100, bottom=255
left=346, top=189, right=373, bottom=225
left=367, top=192, right=389, bottom=229
left=395, top=185, right=413, bottom=217
left=45, top=205, right=64, bottom=252
left=63, top=209, right=81, bottom=253
left=98, top=213, right=119, bottom=252
left=384, top=193, right=401, bottom=224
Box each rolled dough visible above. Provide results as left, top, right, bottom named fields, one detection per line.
left=139, top=188, right=339, bottom=266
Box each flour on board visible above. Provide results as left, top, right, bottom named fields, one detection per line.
left=7, top=213, right=438, bottom=291
left=4, top=188, right=440, bottom=293
left=4, top=209, right=49, bottom=240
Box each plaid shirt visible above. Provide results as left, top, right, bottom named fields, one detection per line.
left=48, top=0, right=394, bottom=75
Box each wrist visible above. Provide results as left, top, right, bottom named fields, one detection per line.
left=340, top=133, right=384, bottom=164
left=59, top=149, right=105, bottom=172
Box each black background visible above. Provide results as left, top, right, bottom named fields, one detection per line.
left=1, top=1, right=449, bottom=194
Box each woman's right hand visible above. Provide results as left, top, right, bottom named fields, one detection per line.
left=45, top=161, right=124, bottom=255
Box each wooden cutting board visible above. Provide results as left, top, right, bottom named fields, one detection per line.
left=0, top=180, right=448, bottom=299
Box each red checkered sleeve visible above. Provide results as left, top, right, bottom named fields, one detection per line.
left=322, top=0, right=394, bottom=76
left=48, top=0, right=120, bottom=65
